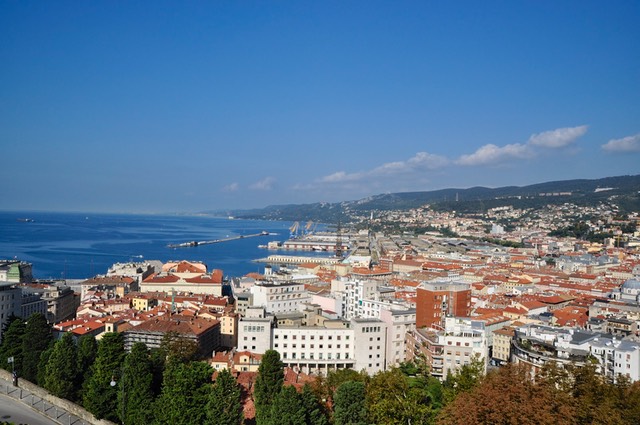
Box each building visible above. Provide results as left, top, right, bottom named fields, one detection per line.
left=249, top=281, right=310, bottom=315
left=492, top=326, right=515, bottom=365
left=0, top=260, right=33, bottom=283
left=416, top=281, right=471, bottom=328
left=124, top=314, right=221, bottom=356
left=0, top=282, right=21, bottom=343
left=379, top=307, right=416, bottom=367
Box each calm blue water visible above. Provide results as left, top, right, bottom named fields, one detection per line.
left=0, top=211, right=324, bottom=279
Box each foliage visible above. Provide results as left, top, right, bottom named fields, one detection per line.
left=311, top=367, right=367, bottom=404
left=44, top=332, right=78, bottom=400
left=253, top=349, right=284, bottom=425
left=0, top=315, right=25, bottom=372
left=82, top=332, right=126, bottom=421
left=119, top=342, right=155, bottom=425
left=160, top=331, right=200, bottom=364
left=366, top=368, right=433, bottom=425
left=37, top=344, right=54, bottom=387
left=333, top=380, right=367, bottom=425
left=76, top=334, right=98, bottom=390
left=442, top=356, right=485, bottom=403
left=301, top=383, right=330, bottom=425
left=267, top=385, right=306, bottom=425
left=21, top=312, right=52, bottom=384
left=153, top=360, right=213, bottom=425
left=205, top=368, right=244, bottom=425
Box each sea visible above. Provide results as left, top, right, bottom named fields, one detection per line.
left=0, top=211, right=326, bottom=280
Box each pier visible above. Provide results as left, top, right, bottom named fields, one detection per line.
left=254, top=254, right=341, bottom=265
left=167, top=231, right=270, bottom=248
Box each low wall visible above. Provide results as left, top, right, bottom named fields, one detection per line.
left=0, top=368, right=116, bottom=425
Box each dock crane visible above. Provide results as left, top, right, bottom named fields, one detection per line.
left=289, top=221, right=300, bottom=238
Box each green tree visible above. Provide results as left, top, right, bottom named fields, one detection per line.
left=253, top=349, right=284, bottom=425
left=37, top=344, right=54, bottom=387
left=76, top=334, right=98, bottom=389
left=205, top=368, right=243, bottom=425
left=160, top=331, right=200, bottom=363
left=118, top=342, right=155, bottom=425
left=366, top=368, right=433, bottom=425
left=333, top=381, right=367, bottom=425
left=82, top=332, right=125, bottom=421
left=20, top=313, right=52, bottom=383
left=44, top=333, right=78, bottom=400
left=267, top=385, right=306, bottom=425
left=154, top=360, right=213, bottom=425
left=0, top=316, right=25, bottom=372
left=301, top=383, right=329, bottom=425
left=442, top=356, right=485, bottom=403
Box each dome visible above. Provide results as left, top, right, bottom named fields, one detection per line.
left=621, top=278, right=640, bottom=291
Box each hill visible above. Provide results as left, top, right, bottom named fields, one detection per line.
left=213, top=174, right=640, bottom=223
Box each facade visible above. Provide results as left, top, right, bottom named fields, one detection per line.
left=0, top=283, right=21, bottom=343
left=140, top=271, right=223, bottom=296
left=0, top=260, right=33, bottom=283
left=20, top=293, right=47, bottom=319
left=124, top=315, right=221, bottom=356
left=416, top=281, right=471, bottom=328
left=406, top=317, right=487, bottom=381
left=249, top=281, right=310, bottom=315
left=237, top=315, right=387, bottom=376
left=492, top=327, right=515, bottom=364
left=379, top=307, right=416, bottom=367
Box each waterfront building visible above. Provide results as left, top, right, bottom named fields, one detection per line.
left=0, top=260, right=33, bottom=283
left=140, top=269, right=223, bottom=296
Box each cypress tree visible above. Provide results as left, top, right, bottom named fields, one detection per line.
left=254, top=349, right=284, bottom=425
left=154, top=360, right=213, bottom=425
left=205, top=368, right=243, bottom=425
left=119, top=342, right=154, bottom=425
left=44, top=332, right=78, bottom=400
left=0, top=315, right=25, bottom=372
left=301, top=383, right=329, bottom=425
left=21, top=313, right=52, bottom=384
left=82, top=332, right=125, bottom=422
left=268, top=385, right=305, bottom=425
left=76, top=334, right=98, bottom=389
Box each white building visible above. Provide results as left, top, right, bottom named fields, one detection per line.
left=250, top=281, right=311, bottom=315
left=380, top=307, right=416, bottom=367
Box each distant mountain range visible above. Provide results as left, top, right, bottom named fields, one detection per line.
left=211, top=174, right=640, bottom=223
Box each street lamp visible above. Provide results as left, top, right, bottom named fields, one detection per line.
left=110, top=370, right=126, bottom=424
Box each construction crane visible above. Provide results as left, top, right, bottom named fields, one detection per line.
left=289, top=221, right=300, bottom=238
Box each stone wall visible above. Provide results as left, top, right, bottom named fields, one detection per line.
left=0, top=368, right=116, bottom=425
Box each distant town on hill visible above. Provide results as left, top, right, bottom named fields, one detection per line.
left=214, top=174, right=640, bottom=223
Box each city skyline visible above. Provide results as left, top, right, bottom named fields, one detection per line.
left=1, top=1, right=639, bottom=213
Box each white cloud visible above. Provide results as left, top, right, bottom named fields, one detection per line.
left=527, top=125, right=588, bottom=148
left=407, top=152, right=450, bottom=169
left=455, top=143, right=531, bottom=166
left=222, top=182, right=239, bottom=192
left=249, top=177, right=276, bottom=190
left=319, top=171, right=364, bottom=183
left=602, top=133, right=640, bottom=153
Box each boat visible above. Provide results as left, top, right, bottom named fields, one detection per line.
left=17, top=218, right=34, bottom=222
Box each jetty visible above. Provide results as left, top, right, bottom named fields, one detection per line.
left=167, top=231, right=270, bottom=249
left=254, top=254, right=341, bottom=266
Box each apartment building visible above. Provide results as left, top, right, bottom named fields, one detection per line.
left=416, top=281, right=471, bottom=328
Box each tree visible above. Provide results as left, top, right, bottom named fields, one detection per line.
left=333, top=381, right=367, bottom=425
left=44, top=332, right=78, bottom=400
left=205, top=368, right=243, bottom=425
left=253, top=349, right=284, bottom=425
left=119, top=342, right=155, bottom=425
left=160, top=331, right=199, bottom=364
left=437, top=364, right=576, bottom=425
left=154, top=360, right=213, bottom=425
left=82, top=332, right=125, bottom=422
left=0, top=316, right=25, bottom=372
left=37, top=344, right=54, bottom=387
left=442, top=356, right=485, bottom=403
left=20, top=313, right=52, bottom=383
left=268, top=385, right=306, bottom=425
left=76, top=334, right=98, bottom=390
left=301, top=383, right=329, bottom=425
left=366, top=368, right=433, bottom=425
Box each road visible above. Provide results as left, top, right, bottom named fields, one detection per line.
left=0, top=392, right=58, bottom=425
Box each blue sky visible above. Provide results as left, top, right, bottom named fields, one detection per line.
left=1, top=1, right=639, bottom=213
